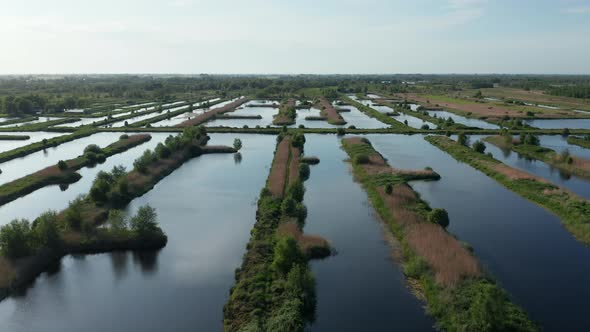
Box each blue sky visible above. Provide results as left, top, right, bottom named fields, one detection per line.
left=1, top=0, right=589, bottom=74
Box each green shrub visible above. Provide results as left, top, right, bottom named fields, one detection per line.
left=57, top=160, right=68, bottom=170
left=299, top=163, right=310, bottom=181
left=458, top=133, right=468, bottom=146
left=84, top=144, right=102, bottom=154
left=472, top=140, right=486, bottom=154
left=385, top=183, right=393, bottom=195
left=32, top=211, right=60, bottom=249
left=120, top=134, right=129, bottom=139
left=286, top=180, right=305, bottom=202
left=353, top=154, right=370, bottom=165
left=428, top=208, right=450, bottom=228
left=64, top=196, right=84, bottom=230
left=336, top=127, right=346, bottom=136
left=404, top=256, right=429, bottom=278
left=271, top=236, right=303, bottom=275
left=107, top=210, right=128, bottom=233
left=155, top=143, right=171, bottom=159
left=0, top=219, right=33, bottom=258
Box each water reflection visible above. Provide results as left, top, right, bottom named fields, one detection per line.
left=233, top=152, right=242, bottom=164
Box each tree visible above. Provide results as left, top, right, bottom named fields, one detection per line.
left=233, top=138, right=242, bottom=151
left=57, top=160, right=68, bottom=170
left=64, top=196, right=84, bottom=230
left=299, top=163, right=310, bottom=181
left=130, top=204, right=159, bottom=236
left=155, top=142, right=171, bottom=159
left=524, top=134, right=540, bottom=146
left=458, top=133, right=468, bottom=146
left=472, top=140, right=486, bottom=154
left=385, top=183, right=393, bottom=195
left=428, top=208, right=450, bottom=228
left=32, top=211, right=60, bottom=249
left=0, top=219, right=32, bottom=258
left=84, top=144, right=102, bottom=154
left=286, top=180, right=305, bottom=202
left=108, top=210, right=128, bottom=233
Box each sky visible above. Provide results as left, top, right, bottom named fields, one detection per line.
left=1, top=0, right=589, bottom=74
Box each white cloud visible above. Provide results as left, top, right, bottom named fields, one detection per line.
left=563, top=6, right=590, bottom=14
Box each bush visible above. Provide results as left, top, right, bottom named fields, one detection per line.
left=404, top=256, right=429, bottom=278
left=421, top=124, right=430, bottom=130
left=120, top=134, right=129, bottom=139
left=57, top=160, right=68, bottom=170
left=336, top=127, right=346, bottom=136
left=348, top=125, right=356, bottom=129
left=523, top=134, right=540, bottom=146
left=64, top=196, right=85, bottom=230
left=472, top=140, right=486, bottom=154
left=155, top=143, right=171, bottom=159
left=291, top=132, right=306, bottom=150
left=281, top=197, right=297, bottom=215
left=134, top=149, right=157, bottom=173
left=299, top=163, right=310, bottom=181
left=0, top=219, right=32, bottom=258
left=84, top=144, right=102, bottom=154
left=271, top=236, right=303, bottom=275
left=233, top=138, right=242, bottom=151
left=32, top=211, right=60, bottom=249
left=428, top=208, right=450, bottom=228
left=353, top=154, right=370, bottom=165
left=562, top=128, right=571, bottom=136
left=286, top=180, right=305, bottom=202
left=107, top=210, right=128, bottom=233
left=385, top=183, right=393, bottom=195
left=458, top=133, right=468, bottom=146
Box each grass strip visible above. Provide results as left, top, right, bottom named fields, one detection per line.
left=428, top=135, right=590, bottom=246
left=342, top=136, right=536, bottom=331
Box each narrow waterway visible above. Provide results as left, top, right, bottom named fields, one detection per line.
left=304, top=134, right=434, bottom=331
left=367, top=134, right=590, bottom=331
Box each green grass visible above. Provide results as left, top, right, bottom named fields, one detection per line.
left=0, top=118, right=81, bottom=132
left=0, top=134, right=151, bottom=206
left=567, top=136, right=590, bottom=149
left=342, top=138, right=536, bottom=331
left=427, top=135, right=590, bottom=246
left=0, top=129, right=96, bottom=163
left=485, top=136, right=590, bottom=179
left=341, top=96, right=408, bottom=129
left=0, top=135, right=30, bottom=140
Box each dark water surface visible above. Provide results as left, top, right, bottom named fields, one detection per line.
left=304, top=135, right=434, bottom=331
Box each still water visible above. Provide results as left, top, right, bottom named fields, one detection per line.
left=0, top=134, right=276, bottom=331
left=367, top=134, right=590, bottom=331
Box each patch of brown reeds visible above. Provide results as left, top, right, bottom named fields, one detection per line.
left=318, top=97, right=346, bottom=125
left=489, top=162, right=546, bottom=182
left=277, top=222, right=330, bottom=257
left=176, top=97, right=249, bottom=127
left=267, top=138, right=291, bottom=197
left=288, top=147, right=301, bottom=186
left=377, top=185, right=480, bottom=287
left=406, top=223, right=480, bottom=287
left=572, top=157, right=590, bottom=171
